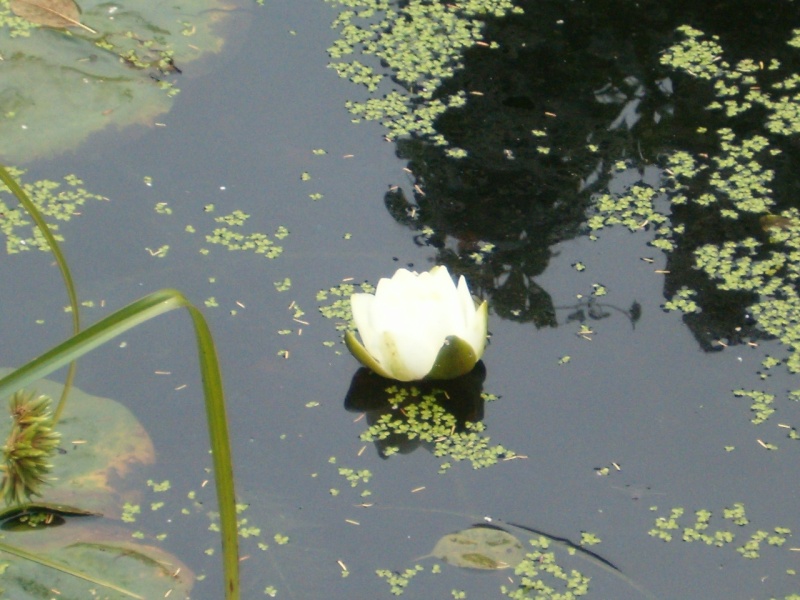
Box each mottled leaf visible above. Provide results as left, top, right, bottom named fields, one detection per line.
left=428, top=526, right=524, bottom=570
left=0, top=520, right=194, bottom=598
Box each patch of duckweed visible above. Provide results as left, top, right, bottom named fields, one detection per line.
left=500, top=536, right=590, bottom=600
left=360, top=386, right=515, bottom=471
left=204, top=213, right=288, bottom=259
left=325, top=0, right=523, bottom=147
left=468, top=241, right=495, bottom=265
left=659, top=25, right=731, bottom=80
left=121, top=502, right=141, bottom=523
left=593, top=26, right=800, bottom=394
left=662, top=287, right=701, bottom=314
left=317, top=280, right=376, bottom=333
left=694, top=210, right=800, bottom=371
left=586, top=183, right=668, bottom=236
left=376, top=565, right=424, bottom=596
left=578, top=532, right=601, bottom=547
left=733, top=389, right=775, bottom=424
left=274, top=278, right=292, bottom=292
left=666, top=26, right=800, bottom=134
left=337, top=466, right=372, bottom=490
left=0, top=168, right=107, bottom=254
left=648, top=503, right=791, bottom=559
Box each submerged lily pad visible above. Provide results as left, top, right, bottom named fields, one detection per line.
left=0, top=369, right=155, bottom=516
left=425, top=526, right=525, bottom=570
left=0, top=520, right=194, bottom=599
left=0, top=372, right=194, bottom=598
left=0, top=0, right=235, bottom=162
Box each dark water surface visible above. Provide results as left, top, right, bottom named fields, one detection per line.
left=3, top=1, right=800, bottom=599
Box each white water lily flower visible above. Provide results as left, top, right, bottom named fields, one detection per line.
left=345, top=266, right=488, bottom=381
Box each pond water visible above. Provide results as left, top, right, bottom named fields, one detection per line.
left=2, top=1, right=800, bottom=599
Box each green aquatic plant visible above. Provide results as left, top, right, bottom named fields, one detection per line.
left=648, top=503, right=791, bottom=559
left=0, top=168, right=108, bottom=255
left=0, top=390, right=60, bottom=505
left=592, top=25, right=800, bottom=373
left=501, top=536, right=591, bottom=599
left=0, top=164, right=241, bottom=599
left=325, top=0, right=523, bottom=149
left=358, top=385, right=514, bottom=471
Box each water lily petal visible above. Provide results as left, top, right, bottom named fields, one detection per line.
left=378, top=330, right=427, bottom=381
left=344, top=331, right=394, bottom=379
left=350, top=293, right=384, bottom=361
left=469, top=300, right=489, bottom=359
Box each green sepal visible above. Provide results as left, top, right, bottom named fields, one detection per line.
left=344, top=331, right=394, bottom=379
left=425, top=335, right=478, bottom=380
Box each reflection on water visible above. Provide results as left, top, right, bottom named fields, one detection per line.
left=3, top=0, right=800, bottom=598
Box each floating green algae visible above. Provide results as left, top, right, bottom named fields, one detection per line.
left=591, top=25, right=800, bottom=381
left=663, top=25, right=800, bottom=133
left=359, top=386, right=515, bottom=471
left=648, top=503, right=791, bottom=560
left=500, top=536, right=590, bottom=600
left=317, top=280, right=375, bottom=334
left=154, top=204, right=289, bottom=260
left=0, top=167, right=107, bottom=254
left=376, top=564, right=424, bottom=596
left=325, top=0, right=523, bottom=149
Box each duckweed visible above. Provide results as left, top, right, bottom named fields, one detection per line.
left=501, top=536, right=590, bottom=599
left=662, top=287, right=701, bottom=314
left=592, top=26, right=800, bottom=396
left=376, top=565, right=424, bottom=596
left=325, top=0, right=523, bottom=147
left=649, top=503, right=790, bottom=559
left=0, top=168, right=107, bottom=254
left=317, top=281, right=375, bottom=332
left=732, top=389, right=775, bottom=424
left=360, top=387, right=515, bottom=471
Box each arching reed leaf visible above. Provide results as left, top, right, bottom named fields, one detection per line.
left=0, top=289, right=240, bottom=599
left=9, top=0, right=97, bottom=34
left=0, top=165, right=80, bottom=423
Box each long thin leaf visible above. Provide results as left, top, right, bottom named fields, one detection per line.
left=0, top=289, right=240, bottom=599
left=0, top=164, right=80, bottom=423
left=0, top=540, right=143, bottom=599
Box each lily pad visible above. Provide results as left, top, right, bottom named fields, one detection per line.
left=0, top=368, right=155, bottom=516
left=425, top=526, right=525, bottom=570
left=0, top=0, right=236, bottom=162
left=0, top=520, right=194, bottom=599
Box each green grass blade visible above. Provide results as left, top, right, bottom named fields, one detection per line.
left=183, top=302, right=240, bottom=600
left=0, top=163, right=80, bottom=423
left=0, top=541, right=144, bottom=599
left=0, top=289, right=240, bottom=599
